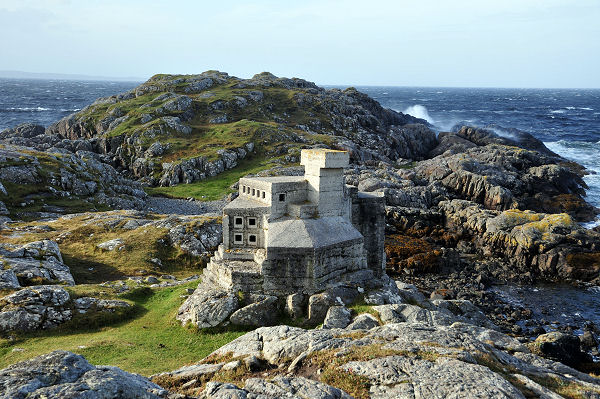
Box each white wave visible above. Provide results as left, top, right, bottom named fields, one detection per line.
left=550, top=109, right=566, bottom=114
left=403, top=104, right=434, bottom=124
left=545, top=140, right=600, bottom=229
left=60, top=108, right=81, bottom=112
left=5, top=106, right=51, bottom=112
left=488, top=127, right=518, bottom=140
left=579, top=107, right=593, bottom=111
left=566, top=106, right=576, bottom=110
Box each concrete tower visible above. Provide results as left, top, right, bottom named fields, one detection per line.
left=300, top=149, right=349, bottom=217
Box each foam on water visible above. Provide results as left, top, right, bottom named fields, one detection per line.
left=403, top=104, right=434, bottom=124
left=546, top=140, right=600, bottom=227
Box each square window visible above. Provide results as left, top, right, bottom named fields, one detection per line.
left=262, top=192, right=266, bottom=199
left=234, top=234, right=243, bottom=244
left=242, top=186, right=246, bottom=193
left=234, top=217, right=243, bottom=226
left=252, top=188, right=256, bottom=196
left=248, top=217, right=256, bottom=226
left=279, top=193, right=286, bottom=202
left=256, top=190, right=261, bottom=197
left=248, top=234, right=257, bottom=244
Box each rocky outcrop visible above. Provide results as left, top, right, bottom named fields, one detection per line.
left=177, top=275, right=495, bottom=330
left=29, top=71, right=433, bottom=187
left=440, top=200, right=600, bottom=281
left=0, top=286, right=72, bottom=331
left=0, top=240, right=74, bottom=287
left=0, top=350, right=168, bottom=399
left=163, top=311, right=599, bottom=399
left=0, top=143, right=146, bottom=218
left=0, top=286, right=130, bottom=332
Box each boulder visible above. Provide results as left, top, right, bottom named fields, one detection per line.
left=533, top=331, right=592, bottom=368
left=285, top=292, right=305, bottom=319
left=346, top=313, right=380, bottom=330
left=97, top=238, right=125, bottom=251
left=176, top=284, right=238, bottom=328
left=0, top=350, right=168, bottom=399
left=229, top=296, right=279, bottom=327
left=307, top=292, right=340, bottom=324
left=322, top=306, right=352, bottom=329
left=0, top=286, right=72, bottom=331
left=0, top=240, right=74, bottom=286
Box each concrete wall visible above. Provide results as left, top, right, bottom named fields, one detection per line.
left=259, top=239, right=367, bottom=295
left=239, top=178, right=272, bottom=205
left=223, top=208, right=270, bottom=249
left=351, top=191, right=386, bottom=278
left=268, top=180, right=308, bottom=219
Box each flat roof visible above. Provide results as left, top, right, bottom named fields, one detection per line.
left=224, top=196, right=271, bottom=210
left=242, top=176, right=306, bottom=183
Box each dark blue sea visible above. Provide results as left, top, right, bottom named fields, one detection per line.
left=1, top=79, right=599, bottom=224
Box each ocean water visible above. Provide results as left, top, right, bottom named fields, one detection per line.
left=0, top=78, right=139, bottom=130
left=1, top=79, right=599, bottom=223
left=357, top=86, right=600, bottom=226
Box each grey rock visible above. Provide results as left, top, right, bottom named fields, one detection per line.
left=0, top=350, right=167, bottom=399
left=145, top=276, right=160, bottom=284
left=344, top=356, right=526, bottom=398
left=322, top=306, right=352, bottom=329
left=346, top=313, right=380, bottom=330
left=0, top=286, right=72, bottom=331
left=308, top=292, right=340, bottom=324
left=0, top=240, right=74, bottom=286
left=285, top=292, right=305, bottom=319
left=229, top=296, right=279, bottom=327
left=97, top=238, right=125, bottom=251
left=176, top=284, right=238, bottom=328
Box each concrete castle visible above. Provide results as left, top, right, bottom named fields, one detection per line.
left=201, top=149, right=386, bottom=297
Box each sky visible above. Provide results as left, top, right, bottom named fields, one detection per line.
left=0, top=0, right=599, bottom=88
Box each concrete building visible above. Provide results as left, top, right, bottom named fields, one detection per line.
left=202, top=149, right=385, bottom=296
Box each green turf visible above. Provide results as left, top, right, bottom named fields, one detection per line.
left=0, top=281, right=246, bottom=376
left=145, top=157, right=277, bottom=200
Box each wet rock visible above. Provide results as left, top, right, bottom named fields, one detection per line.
left=533, top=331, right=591, bottom=368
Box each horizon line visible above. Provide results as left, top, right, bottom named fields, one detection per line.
left=1, top=70, right=599, bottom=90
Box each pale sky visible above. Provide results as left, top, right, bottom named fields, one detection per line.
left=0, top=0, right=599, bottom=88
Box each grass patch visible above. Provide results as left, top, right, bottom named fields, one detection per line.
left=145, top=157, right=277, bottom=201
left=0, top=282, right=246, bottom=376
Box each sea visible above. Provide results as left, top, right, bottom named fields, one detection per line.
left=1, top=79, right=599, bottom=224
